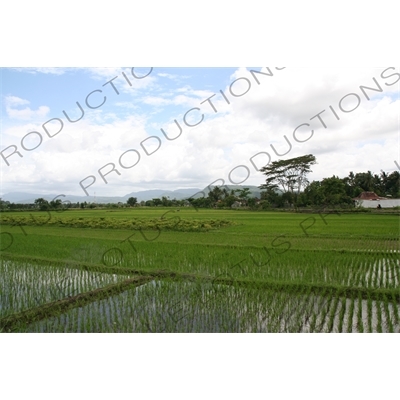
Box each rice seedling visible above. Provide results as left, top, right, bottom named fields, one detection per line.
left=2, top=208, right=399, bottom=333
left=327, top=295, right=340, bottom=333
left=346, top=296, right=355, bottom=333
left=13, top=276, right=399, bottom=333
left=0, top=259, right=133, bottom=320
left=366, top=295, right=373, bottom=333
left=357, top=293, right=364, bottom=333
left=376, top=300, right=383, bottom=333
left=337, top=297, right=347, bottom=333
left=382, top=295, right=394, bottom=333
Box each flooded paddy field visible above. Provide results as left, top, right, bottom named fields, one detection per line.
left=0, top=260, right=133, bottom=320
left=18, top=280, right=400, bottom=333
left=1, top=209, right=399, bottom=333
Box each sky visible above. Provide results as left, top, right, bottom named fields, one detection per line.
left=1, top=67, right=399, bottom=197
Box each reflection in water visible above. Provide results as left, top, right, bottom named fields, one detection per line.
left=25, top=280, right=400, bottom=333
left=0, top=260, right=131, bottom=318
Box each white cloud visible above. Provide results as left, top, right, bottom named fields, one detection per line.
left=5, top=96, right=30, bottom=107
left=11, top=68, right=67, bottom=75
left=82, top=67, right=158, bottom=94
left=4, top=96, right=50, bottom=120
left=1, top=67, right=399, bottom=196
left=157, top=72, right=180, bottom=80
left=140, top=85, right=216, bottom=109
left=141, top=96, right=172, bottom=106
left=6, top=105, right=50, bottom=120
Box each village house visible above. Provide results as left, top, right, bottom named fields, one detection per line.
left=354, top=192, right=400, bottom=208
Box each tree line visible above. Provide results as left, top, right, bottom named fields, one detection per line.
left=1, top=154, right=398, bottom=211
left=190, top=155, right=399, bottom=209
left=0, top=196, right=189, bottom=211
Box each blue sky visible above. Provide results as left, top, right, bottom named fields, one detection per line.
left=1, top=67, right=399, bottom=197
left=1, top=67, right=236, bottom=133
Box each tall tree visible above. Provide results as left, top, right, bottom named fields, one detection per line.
left=385, top=171, right=400, bottom=197
left=208, top=186, right=224, bottom=203
left=236, top=187, right=251, bottom=205
left=259, top=154, right=316, bottom=195
left=354, top=171, right=374, bottom=192
left=34, top=198, right=49, bottom=211
left=127, top=197, right=137, bottom=207
left=319, top=176, right=352, bottom=205
left=152, top=198, right=162, bottom=206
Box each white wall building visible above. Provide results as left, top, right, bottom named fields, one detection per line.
left=355, top=198, right=400, bottom=208
left=354, top=192, right=400, bottom=208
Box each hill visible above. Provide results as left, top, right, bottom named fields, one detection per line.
left=1, top=186, right=263, bottom=204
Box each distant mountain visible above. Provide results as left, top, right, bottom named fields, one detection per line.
left=1, top=185, right=264, bottom=204
left=124, top=189, right=203, bottom=202
left=0, top=189, right=203, bottom=204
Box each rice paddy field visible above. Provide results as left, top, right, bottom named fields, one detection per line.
left=1, top=207, right=399, bottom=332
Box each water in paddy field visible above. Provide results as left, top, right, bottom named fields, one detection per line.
left=299, top=295, right=399, bottom=333
left=0, top=260, right=132, bottom=318
left=3, top=255, right=398, bottom=332
left=363, top=258, right=400, bottom=288
left=24, top=281, right=400, bottom=333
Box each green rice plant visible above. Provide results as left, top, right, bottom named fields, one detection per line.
left=367, top=262, right=374, bottom=289
left=357, top=293, right=364, bottom=333
left=367, top=295, right=373, bottom=333
left=309, top=290, right=325, bottom=332
left=300, top=288, right=317, bottom=332
left=382, top=295, right=394, bottom=333
left=17, top=281, right=288, bottom=332
left=0, top=259, right=133, bottom=320
left=313, top=291, right=330, bottom=333
left=376, top=300, right=383, bottom=333
left=16, top=275, right=400, bottom=333
left=309, top=310, right=318, bottom=332
left=391, top=292, right=399, bottom=325
left=379, top=260, right=385, bottom=288
left=337, top=297, right=346, bottom=333
left=346, top=296, right=355, bottom=333
left=327, top=295, right=340, bottom=333
left=318, top=291, right=333, bottom=332
left=2, top=209, right=399, bottom=333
